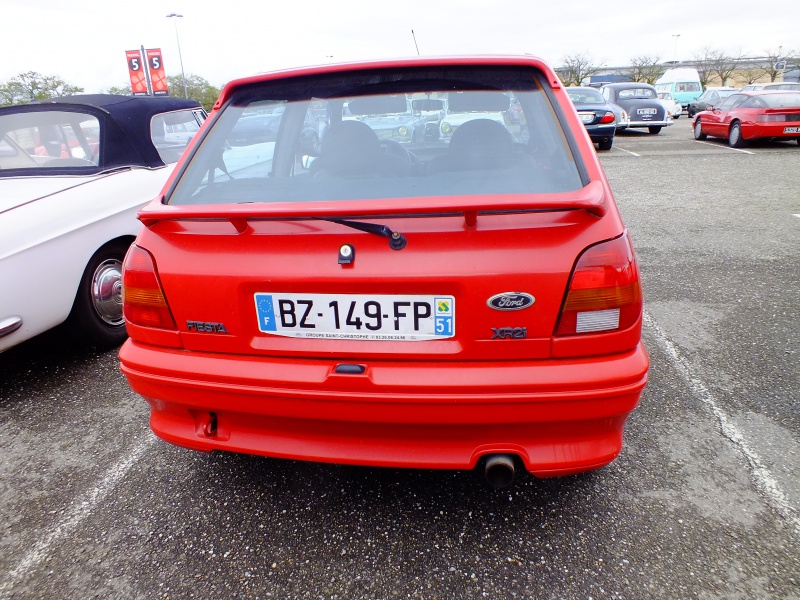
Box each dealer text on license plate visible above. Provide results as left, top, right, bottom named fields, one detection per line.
left=254, top=293, right=455, bottom=340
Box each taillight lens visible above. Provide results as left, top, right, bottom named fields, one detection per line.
left=122, top=244, right=177, bottom=330
left=599, top=111, right=616, bottom=124
left=555, top=232, right=642, bottom=336
left=757, top=114, right=787, bottom=122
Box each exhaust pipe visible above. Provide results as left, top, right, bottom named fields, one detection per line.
left=484, top=454, right=516, bottom=488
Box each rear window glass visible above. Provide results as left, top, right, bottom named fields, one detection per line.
left=617, top=88, right=657, bottom=99
left=167, top=66, right=583, bottom=206
left=743, top=93, right=800, bottom=108
left=567, top=89, right=605, bottom=104
left=0, top=111, right=100, bottom=169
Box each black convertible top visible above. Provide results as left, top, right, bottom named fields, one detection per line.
left=0, top=94, right=203, bottom=174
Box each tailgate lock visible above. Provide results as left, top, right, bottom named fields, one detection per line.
left=338, top=244, right=355, bottom=265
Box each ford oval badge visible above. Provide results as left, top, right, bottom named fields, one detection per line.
left=487, top=292, right=535, bottom=311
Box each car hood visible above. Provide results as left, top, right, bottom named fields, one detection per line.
left=0, top=174, right=110, bottom=214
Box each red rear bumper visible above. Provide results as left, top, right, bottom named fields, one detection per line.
left=119, top=340, right=649, bottom=476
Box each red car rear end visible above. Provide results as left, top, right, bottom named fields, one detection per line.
left=119, top=56, right=648, bottom=486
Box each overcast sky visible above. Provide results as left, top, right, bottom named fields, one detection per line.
left=3, top=0, right=798, bottom=93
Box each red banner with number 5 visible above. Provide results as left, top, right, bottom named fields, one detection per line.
left=146, top=49, right=169, bottom=96
left=125, top=50, right=148, bottom=96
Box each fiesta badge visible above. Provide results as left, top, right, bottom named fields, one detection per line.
left=487, top=292, right=535, bottom=311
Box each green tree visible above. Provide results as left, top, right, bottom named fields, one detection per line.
left=0, top=71, right=83, bottom=104
left=103, top=85, right=133, bottom=96
left=166, top=74, right=221, bottom=112
left=102, top=75, right=220, bottom=111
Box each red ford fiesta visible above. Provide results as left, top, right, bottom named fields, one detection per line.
left=119, top=56, right=649, bottom=487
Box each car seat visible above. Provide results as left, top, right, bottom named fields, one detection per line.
left=429, top=118, right=517, bottom=173
left=311, top=120, right=411, bottom=178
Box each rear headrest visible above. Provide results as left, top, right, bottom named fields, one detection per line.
left=449, top=119, right=512, bottom=169
left=319, top=120, right=380, bottom=173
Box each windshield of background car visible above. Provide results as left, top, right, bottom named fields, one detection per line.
left=167, top=66, right=584, bottom=205
left=618, top=88, right=657, bottom=99
left=151, top=108, right=206, bottom=164
left=0, top=110, right=100, bottom=169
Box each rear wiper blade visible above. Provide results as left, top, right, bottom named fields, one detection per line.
left=320, top=217, right=407, bottom=250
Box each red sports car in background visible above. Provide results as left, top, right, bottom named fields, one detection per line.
left=693, top=91, right=800, bottom=147
left=119, top=56, right=649, bottom=488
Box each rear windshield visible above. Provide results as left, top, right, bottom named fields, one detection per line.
left=0, top=110, right=100, bottom=169
left=618, top=88, right=657, bottom=100
left=567, top=88, right=605, bottom=104
left=167, top=66, right=583, bottom=206
left=743, top=92, right=800, bottom=108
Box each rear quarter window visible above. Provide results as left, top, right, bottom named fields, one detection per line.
left=151, top=108, right=206, bottom=164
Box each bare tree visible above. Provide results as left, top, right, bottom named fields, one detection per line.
left=629, top=56, right=666, bottom=84
left=708, top=49, right=744, bottom=86
left=759, top=47, right=798, bottom=81
left=692, top=47, right=717, bottom=88
left=735, top=68, right=763, bottom=86
left=557, top=53, right=603, bottom=87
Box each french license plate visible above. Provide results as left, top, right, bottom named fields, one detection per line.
left=784, top=126, right=800, bottom=133
left=638, top=108, right=658, bottom=115
left=254, top=293, right=455, bottom=340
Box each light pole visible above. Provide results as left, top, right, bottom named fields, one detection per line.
left=672, top=34, right=681, bottom=65
left=166, top=13, right=188, bottom=99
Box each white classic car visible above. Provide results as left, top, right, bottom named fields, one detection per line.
left=657, top=92, right=683, bottom=119
left=439, top=91, right=508, bottom=138
left=0, top=94, right=205, bottom=353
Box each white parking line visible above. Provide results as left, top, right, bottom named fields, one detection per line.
left=693, top=139, right=755, bottom=155
left=793, top=214, right=800, bottom=219
left=615, top=147, right=641, bottom=157
left=0, top=435, right=156, bottom=593
left=643, top=312, right=800, bottom=538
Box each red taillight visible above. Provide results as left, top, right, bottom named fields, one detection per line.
left=122, top=244, right=177, bottom=330
left=599, top=111, right=615, bottom=124
left=756, top=114, right=787, bottom=123
left=555, top=232, right=642, bottom=336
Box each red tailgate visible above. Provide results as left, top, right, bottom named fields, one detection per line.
left=134, top=205, right=616, bottom=361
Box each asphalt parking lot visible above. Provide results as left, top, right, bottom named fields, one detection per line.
left=1, top=115, right=798, bottom=599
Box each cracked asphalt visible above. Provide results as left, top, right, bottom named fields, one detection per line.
left=1, top=116, right=798, bottom=599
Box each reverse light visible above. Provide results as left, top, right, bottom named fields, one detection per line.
left=122, top=244, right=177, bottom=330
left=555, top=232, right=642, bottom=336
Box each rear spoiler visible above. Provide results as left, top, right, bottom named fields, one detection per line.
left=139, top=180, right=607, bottom=230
